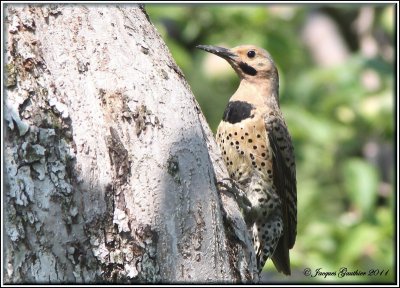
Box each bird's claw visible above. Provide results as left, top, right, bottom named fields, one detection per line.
left=217, top=178, right=252, bottom=210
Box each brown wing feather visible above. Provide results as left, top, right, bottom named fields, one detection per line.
left=267, top=117, right=297, bottom=275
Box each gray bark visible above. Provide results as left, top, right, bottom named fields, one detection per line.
left=3, top=4, right=257, bottom=283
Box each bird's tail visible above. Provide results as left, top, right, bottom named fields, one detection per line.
left=271, top=235, right=291, bottom=275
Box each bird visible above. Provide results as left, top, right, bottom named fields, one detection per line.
left=196, top=44, right=297, bottom=275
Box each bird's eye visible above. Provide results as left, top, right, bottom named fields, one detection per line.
left=247, top=50, right=256, bottom=58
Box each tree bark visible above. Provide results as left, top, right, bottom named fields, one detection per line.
left=3, top=4, right=257, bottom=283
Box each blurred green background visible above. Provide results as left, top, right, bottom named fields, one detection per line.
left=146, top=4, right=395, bottom=283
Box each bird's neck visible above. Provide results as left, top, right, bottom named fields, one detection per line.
left=231, top=79, right=280, bottom=109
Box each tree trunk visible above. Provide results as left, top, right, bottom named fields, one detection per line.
left=3, top=4, right=257, bottom=283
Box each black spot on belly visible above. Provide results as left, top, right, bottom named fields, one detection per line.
left=222, top=101, right=254, bottom=124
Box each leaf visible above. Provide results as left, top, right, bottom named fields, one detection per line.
left=342, top=158, right=379, bottom=218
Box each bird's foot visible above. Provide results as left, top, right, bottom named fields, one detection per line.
left=217, top=178, right=253, bottom=217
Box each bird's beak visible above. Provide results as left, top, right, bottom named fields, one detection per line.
left=196, top=45, right=237, bottom=60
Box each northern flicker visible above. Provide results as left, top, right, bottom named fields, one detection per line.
left=197, top=44, right=297, bottom=275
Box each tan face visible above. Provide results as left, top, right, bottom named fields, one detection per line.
left=228, top=45, right=278, bottom=82
left=196, top=44, right=279, bottom=83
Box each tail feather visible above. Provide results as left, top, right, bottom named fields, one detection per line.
left=271, top=235, right=291, bottom=275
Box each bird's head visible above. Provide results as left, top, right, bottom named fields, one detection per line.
left=196, top=44, right=279, bottom=86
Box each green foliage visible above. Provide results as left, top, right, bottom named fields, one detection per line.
left=343, top=158, right=378, bottom=218
left=147, top=4, right=395, bottom=283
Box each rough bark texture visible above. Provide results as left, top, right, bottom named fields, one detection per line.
left=3, top=4, right=257, bottom=283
